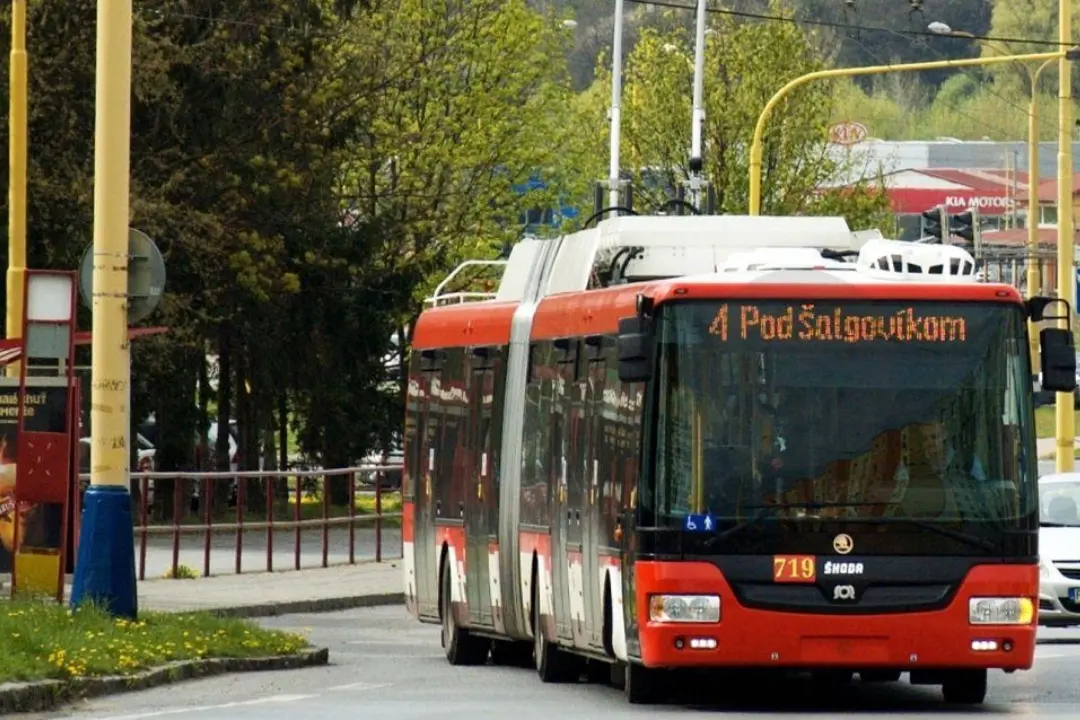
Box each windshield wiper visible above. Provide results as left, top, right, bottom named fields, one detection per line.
left=850, top=516, right=997, bottom=551
left=1040, top=521, right=1072, bottom=528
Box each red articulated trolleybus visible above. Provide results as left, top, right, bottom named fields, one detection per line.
left=401, top=214, right=1077, bottom=706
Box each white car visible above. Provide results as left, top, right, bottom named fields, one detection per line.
left=1037, top=472, right=1080, bottom=626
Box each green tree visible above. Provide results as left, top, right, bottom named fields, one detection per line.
left=337, top=0, right=587, bottom=338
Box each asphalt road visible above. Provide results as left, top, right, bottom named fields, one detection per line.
left=43, top=605, right=1080, bottom=720
left=135, top=526, right=403, bottom=578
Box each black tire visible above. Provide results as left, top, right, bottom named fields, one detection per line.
left=586, top=659, right=611, bottom=683
left=532, top=576, right=581, bottom=682
left=441, top=560, right=489, bottom=666
left=942, top=670, right=987, bottom=705
left=624, top=660, right=662, bottom=704
left=860, top=670, right=902, bottom=683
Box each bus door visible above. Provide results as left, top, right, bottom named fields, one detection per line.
left=582, top=341, right=605, bottom=649
left=551, top=344, right=575, bottom=641
left=565, top=351, right=588, bottom=647
left=464, top=350, right=494, bottom=628
left=415, top=350, right=442, bottom=619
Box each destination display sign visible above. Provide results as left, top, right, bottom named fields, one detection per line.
left=707, top=302, right=969, bottom=345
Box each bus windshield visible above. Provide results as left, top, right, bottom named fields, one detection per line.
left=646, top=299, right=1036, bottom=551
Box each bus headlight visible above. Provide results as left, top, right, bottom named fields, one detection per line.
left=648, top=594, right=721, bottom=623
left=968, top=597, right=1034, bottom=625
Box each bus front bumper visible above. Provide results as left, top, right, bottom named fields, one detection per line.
left=634, top=561, right=1037, bottom=672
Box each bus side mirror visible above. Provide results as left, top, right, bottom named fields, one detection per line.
left=1039, top=328, right=1077, bottom=393
left=1028, top=296, right=1070, bottom=322
left=617, top=315, right=654, bottom=383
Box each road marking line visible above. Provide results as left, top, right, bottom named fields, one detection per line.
left=326, top=681, right=392, bottom=692
left=91, top=693, right=316, bottom=719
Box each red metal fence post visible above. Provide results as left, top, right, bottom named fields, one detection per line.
left=321, top=473, right=329, bottom=568
left=266, top=474, right=274, bottom=572
left=171, top=476, right=181, bottom=579
left=202, top=476, right=212, bottom=578
left=138, top=476, right=148, bottom=581
left=375, top=472, right=383, bottom=563
left=294, top=473, right=301, bottom=571
left=348, top=470, right=356, bottom=565
left=235, top=475, right=245, bottom=575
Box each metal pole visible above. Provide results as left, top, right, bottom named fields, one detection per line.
left=69, top=0, right=137, bottom=618
left=688, top=0, right=707, bottom=208
left=6, top=0, right=28, bottom=378
left=1055, top=0, right=1075, bottom=472
left=1027, top=59, right=1054, bottom=373
left=748, top=50, right=1066, bottom=215
left=608, top=0, right=624, bottom=209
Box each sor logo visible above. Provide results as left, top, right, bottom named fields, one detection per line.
left=832, top=584, right=857, bottom=601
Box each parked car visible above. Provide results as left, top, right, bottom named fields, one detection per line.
left=359, top=440, right=403, bottom=490
left=79, top=433, right=158, bottom=504
left=1036, top=472, right=1080, bottom=626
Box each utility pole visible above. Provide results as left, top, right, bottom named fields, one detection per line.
left=69, top=0, right=137, bottom=618
left=6, top=0, right=28, bottom=377
left=1055, top=0, right=1075, bottom=472
left=607, top=0, right=625, bottom=210
left=687, top=0, right=707, bottom=209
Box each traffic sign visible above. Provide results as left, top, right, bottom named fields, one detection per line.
left=78, top=228, right=167, bottom=323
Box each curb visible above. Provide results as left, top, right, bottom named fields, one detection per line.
left=0, top=647, right=330, bottom=715
left=196, top=592, right=405, bottom=619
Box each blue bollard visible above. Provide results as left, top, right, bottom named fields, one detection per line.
left=70, top=484, right=137, bottom=618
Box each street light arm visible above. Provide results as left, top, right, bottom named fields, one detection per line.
left=748, top=49, right=1067, bottom=215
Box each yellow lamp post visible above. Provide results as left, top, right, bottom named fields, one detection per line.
left=1054, top=0, right=1075, bottom=472
left=927, top=23, right=1057, bottom=374
left=6, top=0, right=29, bottom=376
left=748, top=50, right=1068, bottom=216
left=69, top=0, right=138, bottom=618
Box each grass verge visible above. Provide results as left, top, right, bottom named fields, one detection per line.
left=1034, top=406, right=1080, bottom=439
left=0, top=597, right=309, bottom=684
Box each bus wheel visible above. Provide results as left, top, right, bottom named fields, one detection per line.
left=532, top=594, right=580, bottom=682
left=941, top=670, right=987, bottom=705
left=440, top=561, right=489, bottom=666
left=624, top=661, right=662, bottom=704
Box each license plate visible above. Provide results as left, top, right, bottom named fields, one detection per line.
left=773, top=555, right=816, bottom=583
left=1069, top=588, right=1080, bottom=602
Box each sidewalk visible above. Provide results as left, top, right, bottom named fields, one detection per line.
left=1037, top=436, right=1080, bottom=460
left=1, top=560, right=404, bottom=617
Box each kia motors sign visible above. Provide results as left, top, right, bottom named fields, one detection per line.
left=828, top=121, right=868, bottom=146
left=885, top=188, right=1014, bottom=216
left=945, top=194, right=1013, bottom=211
